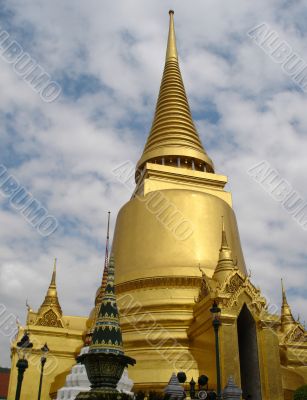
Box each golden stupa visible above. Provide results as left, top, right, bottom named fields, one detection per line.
left=112, top=11, right=307, bottom=399
left=113, top=9, right=246, bottom=387
left=7, top=10, right=307, bottom=400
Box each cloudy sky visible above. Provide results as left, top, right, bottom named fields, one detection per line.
left=0, top=0, right=307, bottom=366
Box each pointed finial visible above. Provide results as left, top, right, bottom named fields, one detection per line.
left=98, top=211, right=111, bottom=291
left=103, top=211, right=111, bottom=278
left=89, top=211, right=113, bottom=339
left=281, top=278, right=290, bottom=307
left=280, top=278, right=296, bottom=330
left=51, top=257, right=57, bottom=286
left=107, top=211, right=111, bottom=239
left=281, top=278, right=287, bottom=302
left=221, top=216, right=228, bottom=248
left=220, top=216, right=230, bottom=250
left=212, top=218, right=235, bottom=283
left=26, top=299, right=32, bottom=312
left=166, top=10, right=178, bottom=61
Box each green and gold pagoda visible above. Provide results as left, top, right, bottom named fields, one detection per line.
left=76, top=256, right=135, bottom=399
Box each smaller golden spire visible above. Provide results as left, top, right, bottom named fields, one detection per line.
left=51, top=257, right=57, bottom=286
left=212, top=217, right=236, bottom=283
left=281, top=278, right=287, bottom=303
left=38, top=259, right=62, bottom=316
left=281, top=278, right=295, bottom=331
left=221, top=216, right=228, bottom=248
left=166, top=11, right=178, bottom=61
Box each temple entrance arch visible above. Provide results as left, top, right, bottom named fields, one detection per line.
left=237, top=304, right=262, bottom=399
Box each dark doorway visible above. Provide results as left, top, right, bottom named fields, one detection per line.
left=237, top=304, right=262, bottom=399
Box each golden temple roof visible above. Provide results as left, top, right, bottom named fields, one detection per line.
left=38, top=258, right=62, bottom=316
left=136, top=10, right=214, bottom=174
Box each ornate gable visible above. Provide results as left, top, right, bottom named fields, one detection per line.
left=214, top=270, right=267, bottom=316
left=36, top=309, right=64, bottom=328
left=225, top=272, right=244, bottom=295
left=283, top=324, right=306, bottom=344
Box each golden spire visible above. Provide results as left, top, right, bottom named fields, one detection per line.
left=136, top=10, right=214, bottom=174
left=38, top=258, right=62, bottom=315
left=51, top=257, right=56, bottom=286
left=166, top=10, right=178, bottom=61
left=281, top=279, right=296, bottom=331
left=212, top=217, right=235, bottom=283
left=221, top=216, right=228, bottom=248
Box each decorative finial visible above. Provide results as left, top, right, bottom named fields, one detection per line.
left=281, top=278, right=286, bottom=301
left=281, top=278, right=287, bottom=302
left=107, top=211, right=111, bottom=239
left=26, top=299, right=32, bottom=312
left=102, top=211, right=111, bottom=282
left=99, top=211, right=111, bottom=291
left=221, top=216, right=228, bottom=248
left=51, top=257, right=57, bottom=286
left=212, top=218, right=235, bottom=284
left=280, top=278, right=296, bottom=330
left=166, top=8, right=178, bottom=62
left=88, top=211, right=113, bottom=340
